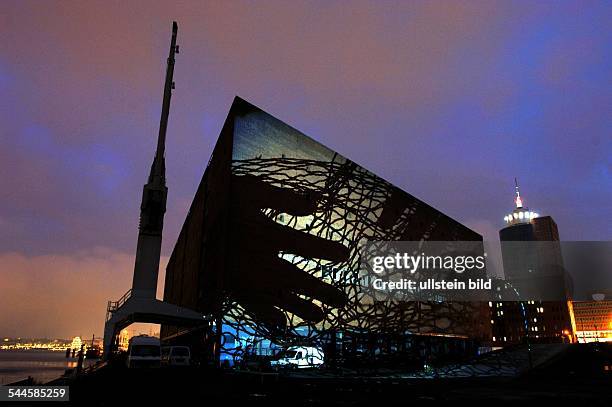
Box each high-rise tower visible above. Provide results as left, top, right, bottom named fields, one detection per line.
left=491, top=180, right=573, bottom=345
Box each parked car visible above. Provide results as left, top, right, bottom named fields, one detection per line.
left=126, top=335, right=161, bottom=368
left=161, top=345, right=191, bottom=366
left=270, top=346, right=324, bottom=369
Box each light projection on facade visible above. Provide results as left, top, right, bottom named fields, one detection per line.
left=162, top=97, right=490, bottom=361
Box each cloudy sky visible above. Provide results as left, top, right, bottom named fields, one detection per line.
left=1, top=1, right=610, bottom=338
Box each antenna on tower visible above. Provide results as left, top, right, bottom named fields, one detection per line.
left=514, top=177, right=523, bottom=208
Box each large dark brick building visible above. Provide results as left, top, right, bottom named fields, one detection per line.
left=161, top=97, right=491, bottom=364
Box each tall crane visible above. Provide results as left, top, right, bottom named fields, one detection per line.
left=132, top=21, right=178, bottom=299
left=103, top=22, right=208, bottom=359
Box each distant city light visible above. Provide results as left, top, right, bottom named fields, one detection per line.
left=70, top=336, right=82, bottom=350
left=0, top=338, right=74, bottom=351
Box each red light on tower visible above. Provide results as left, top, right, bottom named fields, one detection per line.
left=515, top=178, right=523, bottom=208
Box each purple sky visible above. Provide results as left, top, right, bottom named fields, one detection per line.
left=1, top=1, right=610, bottom=338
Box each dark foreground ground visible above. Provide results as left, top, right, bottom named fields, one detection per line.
left=4, top=343, right=611, bottom=406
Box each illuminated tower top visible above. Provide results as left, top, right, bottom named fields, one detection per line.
left=503, top=178, right=539, bottom=225
left=514, top=177, right=523, bottom=208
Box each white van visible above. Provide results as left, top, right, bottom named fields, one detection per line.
left=270, top=346, right=324, bottom=369
left=126, top=335, right=161, bottom=368
left=161, top=345, right=191, bottom=366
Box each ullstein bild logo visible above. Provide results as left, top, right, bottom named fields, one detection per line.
left=361, top=241, right=493, bottom=302
left=367, top=250, right=491, bottom=293
left=361, top=240, right=612, bottom=302
left=371, top=277, right=492, bottom=291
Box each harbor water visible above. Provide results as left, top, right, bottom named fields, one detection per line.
left=0, top=349, right=97, bottom=385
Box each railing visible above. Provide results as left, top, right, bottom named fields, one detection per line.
left=105, top=288, right=132, bottom=322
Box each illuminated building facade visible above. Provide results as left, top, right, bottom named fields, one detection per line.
left=491, top=181, right=573, bottom=345
left=572, top=300, right=612, bottom=343
left=118, top=329, right=131, bottom=351
left=161, top=97, right=490, bottom=365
